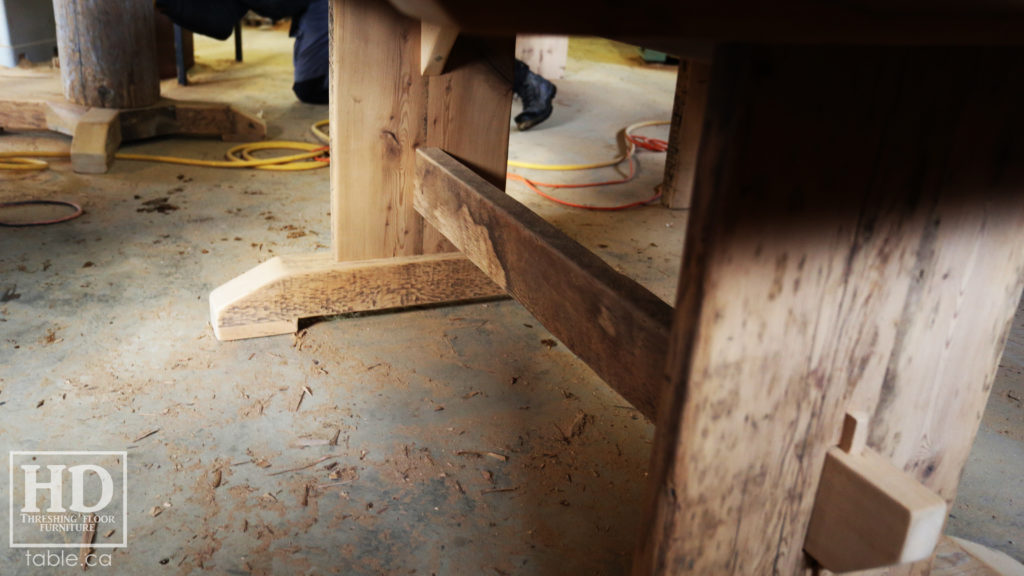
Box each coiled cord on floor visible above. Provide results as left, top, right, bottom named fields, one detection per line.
left=506, top=120, right=670, bottom=211
left=0, top=121, right=332, bottom=225
left=1, top=117, right=670, bottom=224
left=0, top=119, right=332, bottom=172
left=0, top=199, right=83, bottom=227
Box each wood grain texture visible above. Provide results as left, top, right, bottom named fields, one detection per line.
left=0, top=100, right=49, bottom=132
left=44, top=101, right=89, bottom=136
left=70, top=107, right=121, bottom=174
left=210, top=252, right=505, bottom=341
left=415, top=147, right=672, bottom=420
left=52, top=0, right=160, bottom=108
left=660, top=60, right=709, bottom=210
left=330, top=0, right=512, bottom=261
left=423, top=35, right=514, bottom=254
left=424, top=36, right=514, bottom=190
left=634, top=45, right=1024, bottom=576
left=0, top=97, right=265, bottom=143
left=331, top=0, right=428, bottom=260
left=118, top=101, right=266, bottom=142
left=0, top=99, right=90, bottom=136
left=420, top=22, right=458, bottom=76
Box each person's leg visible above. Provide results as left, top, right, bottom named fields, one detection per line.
left=291, top=0, right=330, bottom=104
left=514, top=59, right=530, bottom=92
left=512, top=58, right=556, bottom=130
left=293, top=75, right=329, bottom=104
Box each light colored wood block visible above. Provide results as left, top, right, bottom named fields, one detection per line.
left=515, top=35, right=568, bottom=80
left=414, top=147, right=672, bottom=420
left=804, top=414, right=947, bottom=573
left=421, top=22, right=458, bottom=76
left=0, top=99, right=86, bottom=136
left=209, top=252, right=505, bottom=341
left=70, top=107, right=121, bottom=174
left=44, top=101, right=89, bottom=136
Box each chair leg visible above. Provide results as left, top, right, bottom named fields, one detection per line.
left=173, top=24, right=187, bottom=86
left=234, top=21, right=243, bottom=62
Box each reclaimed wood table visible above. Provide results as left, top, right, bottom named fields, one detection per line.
left=0, top=0, right=265, bottom=174
left=211, top=1, right=1024, bottom=573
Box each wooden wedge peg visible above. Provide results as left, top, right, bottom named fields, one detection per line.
left=837, top=411, right=869, bottom=454
left=804, top=412, right=948, bottom=573
left=420, top=22, right=458, bottom=76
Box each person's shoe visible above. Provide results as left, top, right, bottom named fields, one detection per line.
left=514, top=71, right=557, bottom=131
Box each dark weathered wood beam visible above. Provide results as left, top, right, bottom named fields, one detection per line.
left=414, top=147, right=672, bottom=420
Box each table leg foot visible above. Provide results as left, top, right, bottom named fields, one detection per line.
left=70, top=108, right=121, bottom=174
left=1, top=95, right=267, bottom=174
left=210, top=252, right=505, bottom=341
left=118, top=99, right=267, bottom=142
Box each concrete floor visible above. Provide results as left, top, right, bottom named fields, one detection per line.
left=0, top=29, right=1020, bottom=575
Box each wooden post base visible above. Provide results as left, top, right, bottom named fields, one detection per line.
left=0, top=97, right=266, bottom=174
left=209, top=252, right=506, bottom=341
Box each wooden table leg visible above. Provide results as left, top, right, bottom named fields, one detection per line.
left=634, top=45, right=1024, bottom=575
left=52, top=0, right=160, bottom=109
left=660, top=59, right=709, bottom=210
left=210, top=0, right=514, bottom=340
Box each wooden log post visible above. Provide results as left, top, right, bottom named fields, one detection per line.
left=634, top=45, right=1024, bottom=575
left=52, top=0, right=161, bottom=109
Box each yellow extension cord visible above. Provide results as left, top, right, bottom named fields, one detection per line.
left=1, top=119, right=669, bottom=175
left=0, top=119, right=331, bottom=172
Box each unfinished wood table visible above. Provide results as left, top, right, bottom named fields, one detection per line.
left=211, top=1, right=1024, bottom=574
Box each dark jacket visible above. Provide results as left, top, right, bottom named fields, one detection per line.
left=155, top=0, right=314, bottom=40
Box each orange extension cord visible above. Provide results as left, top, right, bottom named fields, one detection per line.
left=506, top=120, right=670, bottom=211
